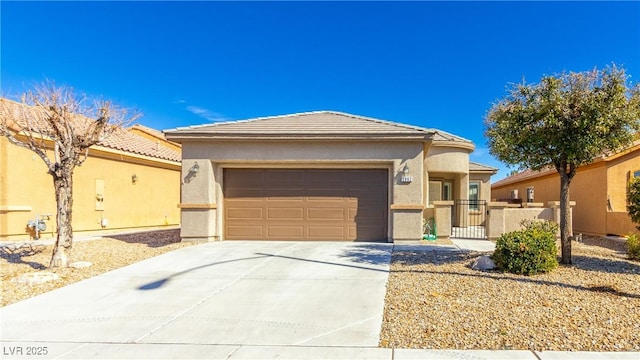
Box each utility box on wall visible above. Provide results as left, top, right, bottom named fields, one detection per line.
left=526, top=187, right=534, bottom=203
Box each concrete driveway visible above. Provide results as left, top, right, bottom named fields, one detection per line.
left=0, top=241, right=391, bottom=358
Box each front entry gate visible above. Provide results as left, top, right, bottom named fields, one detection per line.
left=451, top=199, right=487, bottom=239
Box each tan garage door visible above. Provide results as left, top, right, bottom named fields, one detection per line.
left=224, top=169, right=388, bottom=241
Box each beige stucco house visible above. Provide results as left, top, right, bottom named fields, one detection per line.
left=165, top=111, right=495, bottom=242
left=492, top=142, right=640, bottom=236
left=0, top=99, right=182, bottom=241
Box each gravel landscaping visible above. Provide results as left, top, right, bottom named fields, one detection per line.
left=379, top=237, right=640, bottom=351
left=1, top=229, right=199, bottom=307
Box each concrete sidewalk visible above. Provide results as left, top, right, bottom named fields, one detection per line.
left=1, top=342, right=637, bottom=359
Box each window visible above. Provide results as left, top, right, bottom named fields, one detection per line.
left=469, top=181, right=480, bottom=210
left=429, top=180, right=453, bottom=205
left=443, top=181, right=452, bottom=201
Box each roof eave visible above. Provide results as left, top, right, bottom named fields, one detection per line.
left=164, top=133, right=433, bottom=142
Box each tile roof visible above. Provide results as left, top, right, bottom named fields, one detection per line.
left=469, top=161, right=498, bottom=173
left=491, top=168, right=555, bottom=188
left=1, top=98, right=180, bottom=163
left=100, top=128, right=181, bottom=162
left=492, top=141, right=640, bottom=188
left=164, top=110, right=473, bottom=144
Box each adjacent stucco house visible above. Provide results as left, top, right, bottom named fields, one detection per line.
left=0, top=98, right=182, bottom=241
left=492, top=142, right=640, bottom=236
left=165, top=111, right=495, bottom=242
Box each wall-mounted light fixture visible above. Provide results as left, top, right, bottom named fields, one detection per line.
left=183, top=161, right=201, bottom=184
left=132, top=174, right=138, bottom=184
left=189, top=162, right=200, bottom=175
left=400, top=164, right=413, bottom=184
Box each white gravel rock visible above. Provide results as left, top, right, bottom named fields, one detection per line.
left=11, top=272, right=60, bottom=285
left=470, top=255, right=496, bottom=271
left=69, top=261, right=93, bottom=268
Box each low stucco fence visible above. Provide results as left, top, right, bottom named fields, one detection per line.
left=424, top=201, right=575, bottom=240
left=486, top=201, right=575, bottom=240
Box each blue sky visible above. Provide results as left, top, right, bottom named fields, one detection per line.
left=2, top=1, right=639, bottom=181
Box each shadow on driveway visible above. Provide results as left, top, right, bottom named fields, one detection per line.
left=138, top=243, right=392, bottom=291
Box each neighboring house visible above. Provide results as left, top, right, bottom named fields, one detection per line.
left=0, top=99, right=182, bottom=241
left=164, top=111, right=496, bottom=242
left=491, top=142, right=640, bottom=236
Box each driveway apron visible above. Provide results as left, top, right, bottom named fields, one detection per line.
left=0, top=241, right=391, bottom=351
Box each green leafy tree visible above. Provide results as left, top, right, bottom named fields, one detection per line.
left=485, top=65, right=640, bottom=264
left=627, top=177, right=640, bottom=229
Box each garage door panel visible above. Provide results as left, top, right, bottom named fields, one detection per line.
left=266, top=188, right=306, bottom=197
left=227, top=208, right=263, bottom=220
left=307, top=208, right=345, bottom=220
left=348, top=171, right=386, bottom=182
left=305, top=197, right=347, bottom=204
left=268, top=226, right=305, bottom=238
left=355, top=207, right=387, bottom=220
left=349, top=188, right=385, bottom=200
left=308, top=226, right=346, bottom=239
left=354, top=226, right=387, bottom=241
left=226, top=226, right=263, bottom=238
left=225, top=170, right=264, bottom=187
left=224, top=169, right=388, bottom=241
left=266, top=196, right=305, bottom=203
left=225, top=188, right=264, bottom=198
left=264, top=170, right=305, bottom=186
left=267, top=208, right=304, bottom=220
left=305, top=170, right=345, bottom=188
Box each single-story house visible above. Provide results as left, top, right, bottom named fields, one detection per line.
left=165, top=111, right=496, bottom=242
left=491, top=141, right=640, bottom=236
left=0, top=98, right=182, bottom=241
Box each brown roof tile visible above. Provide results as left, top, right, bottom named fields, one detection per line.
left=100, top=128, right=181, bottom=162
left=492, top=141, right=640, bottom=188
left=1, top=98, right=180, bottom=163
left=491, top=168, right=555, bottom=188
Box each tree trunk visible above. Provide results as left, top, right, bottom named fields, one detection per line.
left=50, top=173, right=74, bottom=268
left=559, top=173, right=572, bottom=265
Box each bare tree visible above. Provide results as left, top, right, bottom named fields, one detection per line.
left=0, top=82, right=139, bottom=267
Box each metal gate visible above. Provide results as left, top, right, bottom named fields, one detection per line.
left=451, top=199, right=487, bottom=239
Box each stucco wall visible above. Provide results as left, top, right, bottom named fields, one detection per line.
left=486, top=202, right=558, bottom=240
left=425, top=144, right=470, bottom=174
left=0, top=137, right=181, bottom=240
left=492, top=163, right=609, bottom=235
left=470, top=173, right=492, bottom=202
left=606, top=150, right=640, bottom=235
left=180, top=140, right=426, bottom=242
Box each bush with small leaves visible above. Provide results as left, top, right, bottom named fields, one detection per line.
left=627, top=233, right=640, bottom=261
left=627, top=177, right=640, bottom=230
left=492, top=220, right=558, bottom=275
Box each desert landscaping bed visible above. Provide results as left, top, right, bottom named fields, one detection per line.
left=1, top=229, right=199, bottom=307
left=380, top=237, right=640, bottom=351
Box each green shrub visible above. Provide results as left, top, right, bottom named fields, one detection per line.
left=628, top=233, right=640, bottom=261
left=627, top=178, right=640, bottom=230
left=492, top=220, right=559, bottom=275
